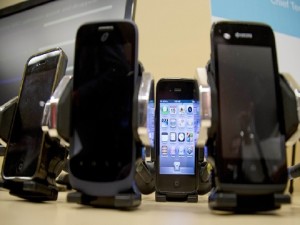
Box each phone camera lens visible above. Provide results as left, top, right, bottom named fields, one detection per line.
left=223, top=33, right=231, bottom=40
left=17, top=162, right=24, bottom=172
left=101, top=32, right=109, bottom=42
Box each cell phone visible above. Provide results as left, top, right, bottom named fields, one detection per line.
left=69, top=20, right=139, bottom=197
left=155, top=78, right=200, bottom=197
left=2, top=48, right=68, bottom=181
left=209, top=21, right=288, bottom=193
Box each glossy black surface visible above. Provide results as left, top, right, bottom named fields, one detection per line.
left=3, top=54, right=59, bottom=177
left=70, top=22, right=137, bottom=182
left=211, top=22, right=287, bottom=185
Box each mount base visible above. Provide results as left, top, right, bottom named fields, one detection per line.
left=4, top=180, right=58, bottom=201
left=155, top=191, right=198, bottom=203
left=67, top=189, right=141, bottom=209
left=208, top=189, right=291, bottom=212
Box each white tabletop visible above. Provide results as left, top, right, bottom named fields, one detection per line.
left=0, top=188, right=299, bottom=225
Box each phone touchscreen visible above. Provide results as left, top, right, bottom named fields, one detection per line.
left=158, top=99, right=200, bottom=175
left=215, top=35, right=287, bottom=184
left=3, top=56, right=58, bottom=178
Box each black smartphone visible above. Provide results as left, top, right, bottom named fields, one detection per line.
left=210, top=21, right=288, bottom=193
left=69, top=20, right=139, bottom=196
left=155, top=78, right=200, bottom=196
left=2, top=48, right=68, bottom=180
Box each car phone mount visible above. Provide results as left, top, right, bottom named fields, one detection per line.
left=3, top=138, right=67, bottom=201
left=288, top=162, right=300, bottom=179
left=204, top=61, right=292, bottom=212
left=155, top=190, right=199, bottom=203
left=134, top=71, right=156, bottom=195
left=66, top=186, right=141, bottom=209
left=42, top=75, right=73, bottom=148
left=0, top=83, right=68, bottom=201
left=155, top=70, right=212, bottom=202
left=135, top=150, right=211, bottom=202
left=135, top=71, right=212, bottom=202
left=42, top=65, right=151, bottom=209
left=67, top=68, right=151, bottom=209
left=280, top=73, right=300, bottom=194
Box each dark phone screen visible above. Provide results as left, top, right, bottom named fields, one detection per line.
left=218, top=44, right=282, bottom=159
left=156, top=80, right=199, bottom=180
left=3, top=57, right=57, bottom=177
left=216, top=42, right=287, bottom=184
left=70, top=23, right=136, bottom=182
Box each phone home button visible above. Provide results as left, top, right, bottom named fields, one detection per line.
left=174, top=180, right=180, bottom=188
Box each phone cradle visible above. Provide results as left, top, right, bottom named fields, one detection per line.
left=2, top=145, right=67, bottom=202
left=208, top=188, right=291, bottom=212
left=3, top=180, right=59, bottom=201
left=0, top=96, right=18, bottom=156
left=66, top=187, right=141, bottom=209
left=0, top=145, right=5, bottom=157
left=155, top=191, right=198, bottom=203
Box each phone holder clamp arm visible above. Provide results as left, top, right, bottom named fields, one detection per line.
left=42, top=74, right=73, bottom=148
left=279, top=72, right=300, bottom=194
left=195, top=67, right=212, bottom=149
left=203, top=61, right=291, bottom=212
left=0, top=96, right=18, bottom=153
left=195, top=67, right=213, bottom=195
left=280, top=73, right=300, bottom=146
left=134, top=71, right=156, bottom=195
left=136, top=71, right=155, bottom=148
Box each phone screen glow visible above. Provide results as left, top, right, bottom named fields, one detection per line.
left=158, top=99, right=199, bottom=175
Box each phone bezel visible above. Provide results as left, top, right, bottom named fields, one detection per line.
left=68, top=20, right=139, bottom=196
left=2, top=48, right=67, bottom=181
left=210, top=21, right=287, bottom=192
left=155, top=78, right=199, bottom=194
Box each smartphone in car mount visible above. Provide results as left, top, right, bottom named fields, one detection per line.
left=155, top=78, right=200, bottom=201
left=2, top=48, right=68, bottom=182
left=69, top=20, right=139, bottom=197
left=209, top=21, right=288, bottom=194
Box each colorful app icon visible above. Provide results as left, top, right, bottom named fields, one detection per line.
left=186, top=146, right=194, bottom=156
left=170, top=145, right=176, bottom=156
left=161, top=145, right=168, bottom=156
left=178, top=118, right=185, bottom=128
left=178, top=146, right=185, bottom=156
left=186, top=105, right=193, bottom=114
left=178, top=132, right=185, bottom=142
left=178, top=105, right=185, bottom=114
left=169, top=105, right=177, bottom=114
left=170, top=118, right=176, bottom=128
left=174, top=161, right=180, bottom=171
left=161, top=132, right=168, bottom=142
left=161, top=118, right=168, bottom=128
left=161, top=105, right=169, bottom=115
left=186, top=132, right=194, bottom=142
left=186, top=118, right=193, bottom=127
left=170, top=132, right=177, bottom=142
